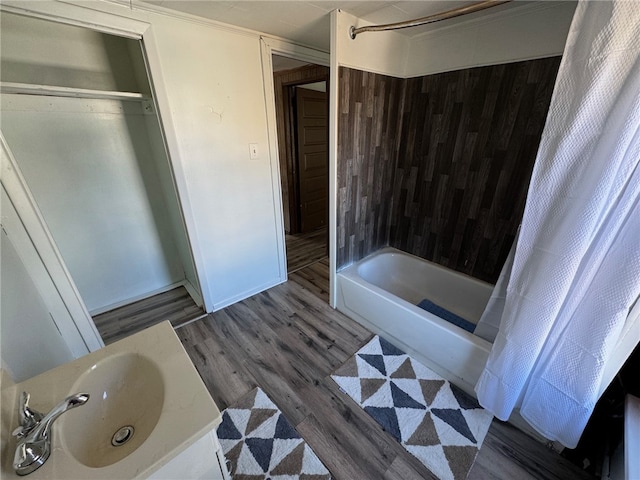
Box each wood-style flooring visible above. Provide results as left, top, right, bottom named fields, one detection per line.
left=177, top=260, right=594, bottom=480
left=94, top=286, right=204, bottom=344
left=286, top=227, right=327, bottom=273
left=93, top=225, right=326, bottom=345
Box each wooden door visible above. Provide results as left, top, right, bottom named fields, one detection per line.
left=295, top=88, right=328, bottom=233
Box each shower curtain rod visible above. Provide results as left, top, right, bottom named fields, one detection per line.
left=349, top=0, right=512, bottom=39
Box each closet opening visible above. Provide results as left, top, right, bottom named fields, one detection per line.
left=0, top=12, right=205, bottom=345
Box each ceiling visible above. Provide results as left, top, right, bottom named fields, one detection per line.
left=140, top=1, right=521, bottom=51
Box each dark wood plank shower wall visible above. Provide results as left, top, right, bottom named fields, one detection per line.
left=391, top=57, right=561, bottom=282
left=337, top=57, right=561, bottom=282
left=337, top=68, right=404, bottom=266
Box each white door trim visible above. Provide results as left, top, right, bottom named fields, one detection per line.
left=140, top=27, right=213, bottom=312
left=0, top=133, right=104, bottom=353
left=329, top=11, right=340, bottom=307
left=259, top=36, right=332, bottom=295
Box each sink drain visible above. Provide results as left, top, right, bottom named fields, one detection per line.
left=111, top=426, right=135, bottom=446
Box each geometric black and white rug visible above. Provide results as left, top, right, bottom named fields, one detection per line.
left=331, top=335, right=493, bottom=480
left=216, top=387, right=332, bottom=480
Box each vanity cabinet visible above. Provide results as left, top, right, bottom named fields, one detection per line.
left=0, top=322, right=227, bottom=480
left=149, top=429, right=230, bottom=480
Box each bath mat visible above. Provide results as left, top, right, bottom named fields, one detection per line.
left=417, top=299, right=476, bottom=333
left=216, top=387, right=332, bottom=480
left=331, top=335, right=493, bottom=480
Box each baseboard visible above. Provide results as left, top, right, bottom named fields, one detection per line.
left=89, top=281, right=185, bottom=316
left=209, top=275, right=286, bottom=313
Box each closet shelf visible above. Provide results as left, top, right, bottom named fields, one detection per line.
left=0, top=82, right=150, bottom=102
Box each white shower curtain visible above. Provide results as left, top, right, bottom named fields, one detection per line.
left=474, top=0, right=640, bottom=448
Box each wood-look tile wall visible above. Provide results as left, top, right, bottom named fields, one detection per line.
left=391, top=57, right=561, bottom=282
left=337, top=57, right=561, bottom=282
left=336, top=68, right=404, bottom=266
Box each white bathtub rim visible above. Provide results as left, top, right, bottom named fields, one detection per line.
left=341, top=268, right=490, bottom=344
left=342, top=247, right=495, bottom=322
left=340, top=252, right=494, bottom=345
left=342, top=246, right=495, bottom=288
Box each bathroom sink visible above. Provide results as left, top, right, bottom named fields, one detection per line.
left=60, top=353, right=165, bottom=468
left=0, top=321, right=221, bottom=479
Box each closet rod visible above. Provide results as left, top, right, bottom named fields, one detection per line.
left=0, top=82, right=149, bottom=102
left=349, top=0, right=512, bottom=39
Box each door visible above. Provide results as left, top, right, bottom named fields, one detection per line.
left=1, top=185, right=78, bottom=381
left=295, top=88, right=328, bottom=233
left=1, top=133, right=104, bottom=357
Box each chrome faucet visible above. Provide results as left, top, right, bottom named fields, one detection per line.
left=12, top=391, right=89, bottom=476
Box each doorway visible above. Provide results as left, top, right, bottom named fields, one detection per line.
left=272, top=55, right=329, bottom=274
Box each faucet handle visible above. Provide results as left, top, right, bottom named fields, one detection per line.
left=12, top=392, right=43, bottom=438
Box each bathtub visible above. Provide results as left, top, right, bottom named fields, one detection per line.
left=336, top=247, right=495, bottom=395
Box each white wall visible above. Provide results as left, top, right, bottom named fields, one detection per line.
left=132, top=10, right=285, bottom=310
left=336, top=9, right=409, bottom=78
left=405, top=1, right=577, bottom=77
left=0, top=12, right=149, bottom=94
left=334, top=2, right=576, bottom=79
left=144, top=112, right=202, bottom=305
left=1, top=95, right=185, bottom=312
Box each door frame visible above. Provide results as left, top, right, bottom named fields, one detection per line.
left=259, top=37, right=330, bottom=282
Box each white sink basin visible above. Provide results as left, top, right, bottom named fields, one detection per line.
left=61, top=353, right=165, bottom=468
left=0, top=322, right=221, bottom=479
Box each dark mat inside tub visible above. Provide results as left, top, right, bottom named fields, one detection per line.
left=417, top=299, right=476, bottom=333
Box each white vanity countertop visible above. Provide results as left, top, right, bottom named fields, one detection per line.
left=0, top=321, right=221, bottom=479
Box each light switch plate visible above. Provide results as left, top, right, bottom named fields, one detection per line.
left=249, top=143, right=259, bottom=160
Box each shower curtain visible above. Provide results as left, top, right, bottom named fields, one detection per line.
left=474, top=0, right=640, bottom=448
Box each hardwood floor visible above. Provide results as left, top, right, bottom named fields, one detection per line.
left=177, top=263, right=594, bottom=480
left=286, top=227, right=327, bottom=273
left=93, top=286, right=204, bottom=344
left=93, top=221, right=328, bottom=345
